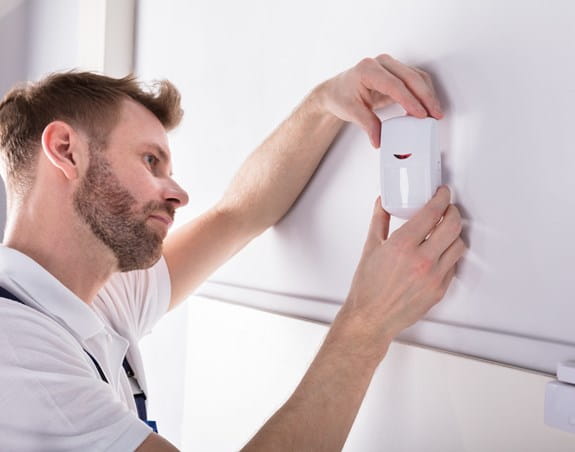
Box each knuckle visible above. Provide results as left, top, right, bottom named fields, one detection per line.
left=435, top=287, right=447, bottom=302
left=427, top=274, right=445, bottom=300
left=388, top=77, right=406, bottom=94
left=412, top=254, right=434, bottom=278
left=432, top=270, right=444, bottom=288
left=433, top=274, right=449, bottom=299
left=417, top=69, right=432, bottom=82
left=456, top=238, right=467, bottom=256
left=357, top=57, right=376, bottom=71
left=376, top=53, right=393, bottom=63
left=437, top=186, right=451, bottom=203
left=449, top=208, right=464, bottom=235
left=449, top=204, right=462, bottom=220
left=422, top=84, right=435, bottom=99
left=387, top=235, right=409, bottom=255
left=432, top=203, right=447, bottom=220
left=392, top=76, right=406, bottom=88
left=406, top=70, right=424, bottom=85
left=456, top=221, right=464, bottom=237
left=448, top=216, right=463, bottom=237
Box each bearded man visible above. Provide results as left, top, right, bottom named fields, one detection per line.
left=0, top=54, right=464, bottom=451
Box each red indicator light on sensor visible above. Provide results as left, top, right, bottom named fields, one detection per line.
left=394, top=153, right=412, bottom=160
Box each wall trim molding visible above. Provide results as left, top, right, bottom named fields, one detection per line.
left=77, top=0, right=135, bottom=76
left=197, top=280, right=572, bottom=376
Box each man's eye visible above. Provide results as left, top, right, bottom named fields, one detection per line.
left=145, top=154, right=158, bottom=166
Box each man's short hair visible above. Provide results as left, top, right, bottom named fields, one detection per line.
left=0, top=71, right=183, bottom=193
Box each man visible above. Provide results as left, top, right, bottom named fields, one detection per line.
left=0, top=54, right=464, bottom=451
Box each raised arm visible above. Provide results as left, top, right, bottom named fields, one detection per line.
left=161, top=91, right=344, bottom=311
left=139, top=187, right=465, bottom=451
left=163, top=54, right=444, bottom=311
left=242, top=186, right=465, bottom=451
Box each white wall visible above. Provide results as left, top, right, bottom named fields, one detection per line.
left=0, top=0, right=29, bottom=238
left=24, top=0, right=79, bottom=81
left=0, top=0, right=80, bottom=239
left=0, top=0, right=187, bottom=445
left=181, top=297, right=575, bottom=451
left=133, top=0, right=575, bottom=450
left=147, top=0, right=575, bottom=375
left=6, top=1, right=575, bottom=450
left=0, top=0, right=28, bottom=95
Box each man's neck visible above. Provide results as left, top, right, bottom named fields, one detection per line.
left=4, top=205, right=117, bottom=304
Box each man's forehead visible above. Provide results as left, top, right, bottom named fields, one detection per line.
left=112, top=99, right=171, bottom=152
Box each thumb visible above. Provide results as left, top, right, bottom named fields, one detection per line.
left=351, top=103, right=382, bottom=148
left=366, top=196, right=391, bottom=246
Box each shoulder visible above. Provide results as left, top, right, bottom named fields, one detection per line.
left=93, top=256, right=171, bottom=339
left=0, top=300, right=152, bottom=451
left=0, top=299, right=91, bottom=376
left=97, top=255, right=170, bottom=307
left=0, top=299, right=81, bottom=348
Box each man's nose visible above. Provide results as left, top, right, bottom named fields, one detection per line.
left=163, top=179, right=189, bottom=208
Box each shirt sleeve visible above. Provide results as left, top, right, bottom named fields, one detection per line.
left=0, top=303, right=153, bottom=452
left=93, top=256, right=172, bottom=341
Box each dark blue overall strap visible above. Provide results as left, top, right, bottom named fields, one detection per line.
left=122, top=357, right=149, bottom=425
left=0, top=286, right=157, bottom=432
left=0, top=287, right=110, bottom=382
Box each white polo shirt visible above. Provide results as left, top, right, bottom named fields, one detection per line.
left=0, top=245, right=171, bottom=451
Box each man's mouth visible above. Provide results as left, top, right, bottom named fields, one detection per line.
left=148, top=214, right=173, bottom=227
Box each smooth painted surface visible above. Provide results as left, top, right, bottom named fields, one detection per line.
left=0, top=0, right=135, bottom=241
left=134, top=0, right=575, bottom=373
left=0, top=0, right=28, bottom=238
left=0, top=0, right=28, bottom=96
left=1, top=0, right=571, bottom=448
left=140, top=303, right=188, bottom=448
left=181, top=297, right=575, bottom=451
left=25, top=0, right=79, bottom=80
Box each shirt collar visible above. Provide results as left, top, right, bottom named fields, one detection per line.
left=0, top=245, right=106, bottom=343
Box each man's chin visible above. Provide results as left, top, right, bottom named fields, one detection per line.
left=117, top=247, right=163, bottom=272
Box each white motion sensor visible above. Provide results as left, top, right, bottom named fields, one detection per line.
left=379, top=116, right=441, bottom=219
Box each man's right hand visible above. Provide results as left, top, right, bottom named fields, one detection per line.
left=242, top=186, right=465, bottom=452
left=337, top=185, right=466, bottom=361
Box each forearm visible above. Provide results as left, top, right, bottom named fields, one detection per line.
left=242, top=311, right=389, bottom=451
left=217, top=83, right=344, bottom=234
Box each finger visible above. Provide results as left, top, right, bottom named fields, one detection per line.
left=412, top=67, right=443, bottom=118
left=412, top=67, right=435, bottom=93
left=375, top=55, right=443, bottom=119
left=420, top=204, right=462, bottom=258
left=412, top=67, right=432, bottom=82
left=375, top=55, right=442, bottom=118
left=438, top=266, right=457, bottom=298
left=394, top=186, right=451, bottom=246
left=366, top=196, right=391, bottom=248
left=369, top=91, right=394, bottom=110
left=359, top=58, right=428, bottom=119
left=347, top=100, right=382, bottom=148
left=437, top=237, right=466, bottom=276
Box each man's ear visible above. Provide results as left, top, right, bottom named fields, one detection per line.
left=40, top=121, right=86, bottom=180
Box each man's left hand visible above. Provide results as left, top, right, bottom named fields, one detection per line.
left=315, top=54, right=444, bottom=148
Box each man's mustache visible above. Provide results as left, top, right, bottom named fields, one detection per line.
left=142, top=201, right=175, bottom=222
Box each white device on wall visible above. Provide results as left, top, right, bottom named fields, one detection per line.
left=545, top=361, right=575, bottom=433
left=379, top=116, right=441, bottom=219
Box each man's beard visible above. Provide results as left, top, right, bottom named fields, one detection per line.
left=73, top=150, right=174, bottom=272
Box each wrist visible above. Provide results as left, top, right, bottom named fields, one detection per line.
left=327, top=304, right=393, bottom=369
left=306, top=81, right=344, bottom=125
